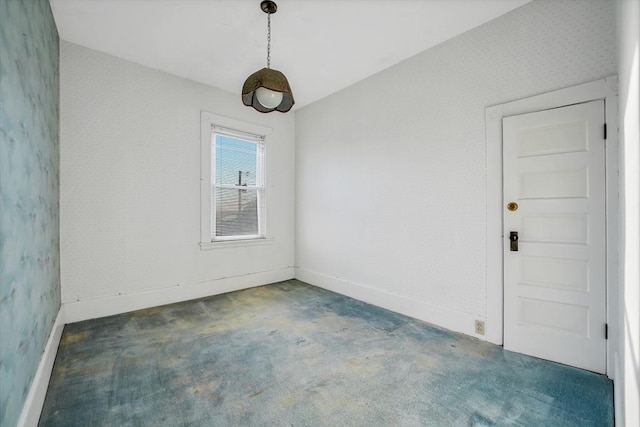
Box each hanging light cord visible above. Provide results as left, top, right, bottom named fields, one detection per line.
left=266, top=12, right=271, bottom=68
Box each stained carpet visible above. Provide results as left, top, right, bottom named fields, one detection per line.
left=39, top=280, right=613, bottom=426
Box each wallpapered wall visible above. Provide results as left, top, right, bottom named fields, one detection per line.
left=295, top=0, right=616, bottom=336
left=60, top=42, right=294, bottom=305
left=0, top=0, right=61, bottom=426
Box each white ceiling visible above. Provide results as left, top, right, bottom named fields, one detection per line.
left=49, top=0, right=532, bottom=109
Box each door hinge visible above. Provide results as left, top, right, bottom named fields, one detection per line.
left=605, top=323, right=609, bottom=340
left=604, top=123, right=607, bottom=140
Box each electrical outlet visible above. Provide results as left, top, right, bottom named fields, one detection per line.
left=475, top=320, right=485, bottom=335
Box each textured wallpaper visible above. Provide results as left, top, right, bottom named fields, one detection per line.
left=295, top=0, right=616, bottom=321
left=0, top=0, right=61, bottom=426
left=60, top=42, right=294, bottom=303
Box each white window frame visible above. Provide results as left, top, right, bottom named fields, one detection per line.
left=200, top=111, right=272, bottom=249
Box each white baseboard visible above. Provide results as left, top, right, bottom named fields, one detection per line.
left=295, top=268, right=485, bottom=339
left=64, top=267, right=295, bottom=323
left=17, top=308, right=65, bottom=427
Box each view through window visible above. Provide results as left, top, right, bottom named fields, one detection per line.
left=212, top=128, right=265, bottom=240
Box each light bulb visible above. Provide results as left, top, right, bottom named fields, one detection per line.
left=256, top=87, right=283, bottom=109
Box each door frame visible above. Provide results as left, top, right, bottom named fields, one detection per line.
left=485, top=76, right=618, bottom=378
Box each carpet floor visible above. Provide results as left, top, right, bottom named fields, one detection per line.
left=39, top=280, right=613, bottom=426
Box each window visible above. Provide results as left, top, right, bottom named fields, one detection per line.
left=200, top=112, right=271, bottom=247
left=212, top=128, right=264, bottom=239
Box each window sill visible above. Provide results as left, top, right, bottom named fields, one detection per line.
left=199, top=237, right=274, bottom=251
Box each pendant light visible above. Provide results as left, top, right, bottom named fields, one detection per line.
left=242, top=1, right=295, bottom=113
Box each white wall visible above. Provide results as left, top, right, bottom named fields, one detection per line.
left=616, top=1, right=640, bottom=425
left=295, top=0, right=617, bottom=337
left=60, top=42, right=295, bottom=318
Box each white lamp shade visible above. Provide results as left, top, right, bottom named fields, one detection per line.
left=255, top=87, right=284, bottom=109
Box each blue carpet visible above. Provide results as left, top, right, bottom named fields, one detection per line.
left=39, top=280, right=613, bottom=426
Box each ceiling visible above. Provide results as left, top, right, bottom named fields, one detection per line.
left=49, top=0, right=532, bottom=110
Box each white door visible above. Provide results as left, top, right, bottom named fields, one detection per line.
left=503, top=100, right=607, bottom=374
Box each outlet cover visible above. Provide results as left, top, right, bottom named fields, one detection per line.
left=475, top=320, right=485, bottom=335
